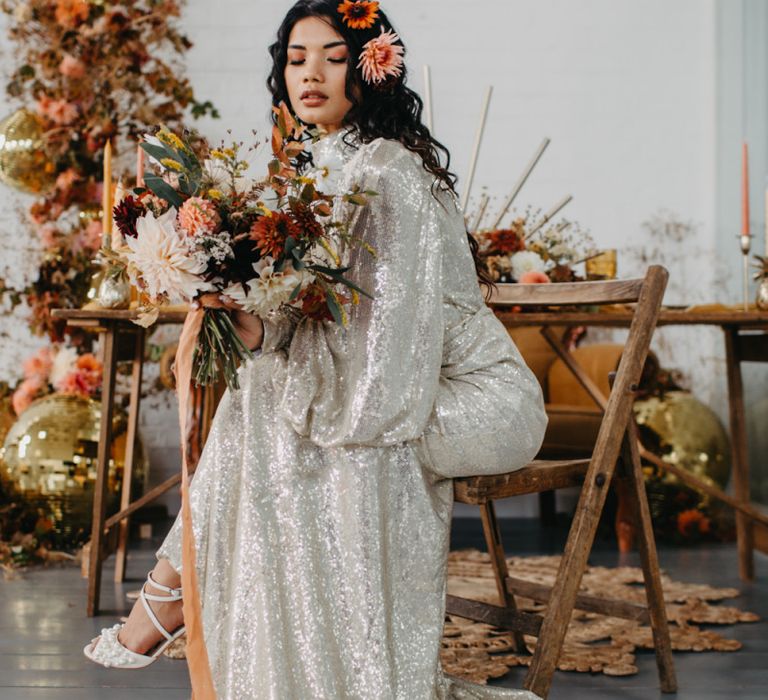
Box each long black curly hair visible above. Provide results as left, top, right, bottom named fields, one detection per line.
left=267, top=0, right=492, bottom=289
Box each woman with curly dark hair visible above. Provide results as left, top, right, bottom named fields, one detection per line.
left=84, top=2, right=546, bottom=697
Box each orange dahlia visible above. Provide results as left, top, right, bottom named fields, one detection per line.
left=250, top=213, right=300, bottom=258
left=337, top=0, right=379, bottom=29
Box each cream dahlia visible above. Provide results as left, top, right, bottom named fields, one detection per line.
left=125, top=208, right=214, bottom=301
left=223, top=258, right=306, bottom=317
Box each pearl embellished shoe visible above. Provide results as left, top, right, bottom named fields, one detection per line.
left=83, top=571, right=186, bottom=669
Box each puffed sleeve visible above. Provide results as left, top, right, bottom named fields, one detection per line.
left=277, top=140, right=444, bottom=448
left=260, top=305, right=303, bottom=353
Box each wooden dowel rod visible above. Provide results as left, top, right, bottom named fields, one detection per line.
left=461, top=86, right=493, bottom=211
left=423, top=65, right=434, bottom=133
left=471, top=193, right=490, bottom=232
left=492, top=137, right=550, bottom=229
left=527, top=194, right=573, bottom=237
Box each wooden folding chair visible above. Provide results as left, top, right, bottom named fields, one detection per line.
left=446, top=265, right=676, bottom=699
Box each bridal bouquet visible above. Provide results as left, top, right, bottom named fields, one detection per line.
left=103, top=104, right=375, bottom=390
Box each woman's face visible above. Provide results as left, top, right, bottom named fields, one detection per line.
left=284, top=16, right=354, bottom=134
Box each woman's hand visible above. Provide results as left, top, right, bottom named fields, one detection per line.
left=194, top=293, right=264, bottom=352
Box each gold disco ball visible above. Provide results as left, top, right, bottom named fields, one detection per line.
left=0, top=108, right=56, bottom=194
left=633, top=391, right=730, bottom=490
left=0, top=393, right=147, bottom=542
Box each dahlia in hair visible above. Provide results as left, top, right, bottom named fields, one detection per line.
left=337, top=0, right=379, bottom=29
left=250, top=212, right=300, bottom=258
left=358, top=27, right=404, bottom=85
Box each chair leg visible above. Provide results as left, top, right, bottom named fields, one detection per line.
left=523, top=456, right=618, bottom=697
left=620, top=424, right=677, bottom=693
left=479, top=500, right=526, bottom=652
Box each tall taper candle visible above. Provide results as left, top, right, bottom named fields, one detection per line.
left=742, top=142, right=750, bottom=235
left=136, top=142, right=145, bottom=189
left=102, top=140, right=113, bottom=247
left=764, top=185, right=768, bottom=256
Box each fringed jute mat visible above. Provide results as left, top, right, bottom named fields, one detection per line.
left=161, top=549, right=758, bottom=683
left=441, top=549, right=758, bottom=683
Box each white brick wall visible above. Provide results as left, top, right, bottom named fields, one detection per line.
left=0, top=0, right=722, bottom=518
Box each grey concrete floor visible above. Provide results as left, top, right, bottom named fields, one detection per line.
left=0, top=518, right=765, bottom=700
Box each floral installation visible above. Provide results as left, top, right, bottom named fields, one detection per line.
left=473, top=208, right=596, bottom=285
left=337, top=0, right=379, bottom=29
left=11, top=344, right=103, bottom=416
left=102, top=103, right=377, bottom=389
left=0, top=0, right=217, bottom=343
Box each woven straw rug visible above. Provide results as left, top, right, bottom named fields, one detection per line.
left=441, top=549, right=758, bottom=683
left=163, top=549, right=758, bottom=683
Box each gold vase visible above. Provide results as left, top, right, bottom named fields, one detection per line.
left=95, top=265, right=131, bottom=309
left=756, top=278, right=768, bottom=311
left=0, top=393, right=147, bottom=541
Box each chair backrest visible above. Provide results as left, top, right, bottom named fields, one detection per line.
left=493, top=264, right=669, bottom=479
left=489, top=272, right=657, bottom=307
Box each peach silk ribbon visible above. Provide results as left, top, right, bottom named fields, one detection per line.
left=173, top=307, right=217, bottom=699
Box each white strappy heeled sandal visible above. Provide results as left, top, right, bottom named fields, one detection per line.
left=83, top=570, right=186, bottom=669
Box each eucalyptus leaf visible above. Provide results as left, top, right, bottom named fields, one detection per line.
left=325, top=290, right=343, bottom=325
left=144, top=174, right=184, bottom=208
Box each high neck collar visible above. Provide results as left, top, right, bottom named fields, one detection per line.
left=307, top=127, right=361, bottom=165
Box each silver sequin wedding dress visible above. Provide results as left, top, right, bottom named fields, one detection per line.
left=156, top=128, right=548, bottom=699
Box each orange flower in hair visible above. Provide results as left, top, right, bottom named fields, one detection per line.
left=358, top=27, right=404, bottom=84
left=337, top=0, right=379, bottom=30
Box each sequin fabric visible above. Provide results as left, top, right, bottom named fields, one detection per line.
left=156, top=128, right=547, bottom=699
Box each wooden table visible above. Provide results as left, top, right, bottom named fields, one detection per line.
left=52, top=308, right=187, bottom=616
left=491, top=300, right=768, bottom=581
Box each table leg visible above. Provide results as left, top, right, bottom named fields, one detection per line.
left=87, top=322, right=118, bottom=616
left=114, top=327, right=145, bottom=583
left=724, top=327, right=754, bottom=581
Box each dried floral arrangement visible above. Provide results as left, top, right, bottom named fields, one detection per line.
left=472, top=207, right=595, bottom=285
left=0, top=0, right=216, bottom=342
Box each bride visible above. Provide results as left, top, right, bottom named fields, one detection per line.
left=84, top=1, right=547, bottom=697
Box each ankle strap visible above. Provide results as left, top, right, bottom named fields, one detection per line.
left=146, top=570, right=182, bottom=598
left=139, top=572, right=183, bottom=642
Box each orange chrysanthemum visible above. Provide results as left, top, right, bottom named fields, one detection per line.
left=358, top=27, right=404, bottom=84
left=484, top=228, right=526, bottom=255
left=249, top=213, right=300, bottom=258
left=290, top=202, right=324, bottom=241
left=337, top=0, right=379, bottom=29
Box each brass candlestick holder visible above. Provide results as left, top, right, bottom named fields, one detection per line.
left=82, top=233, right=130, bottom=310
left=739, top=233, right=753, bottom=312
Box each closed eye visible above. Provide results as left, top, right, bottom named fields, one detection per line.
left=289, top=58, right=347, bottom=65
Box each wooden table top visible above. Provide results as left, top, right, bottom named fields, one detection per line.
left=51, top=303, right=768, bottom=330
left=51, top=307, right=188, bottom=324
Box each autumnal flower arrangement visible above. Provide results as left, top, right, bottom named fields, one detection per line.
left=0, top=0, right=215, bottom=342
left=103, top=104, right=376, bottom=390
left=473, top=210, right=595, bottom=285
left=11, top=344, right=103, bottom=416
